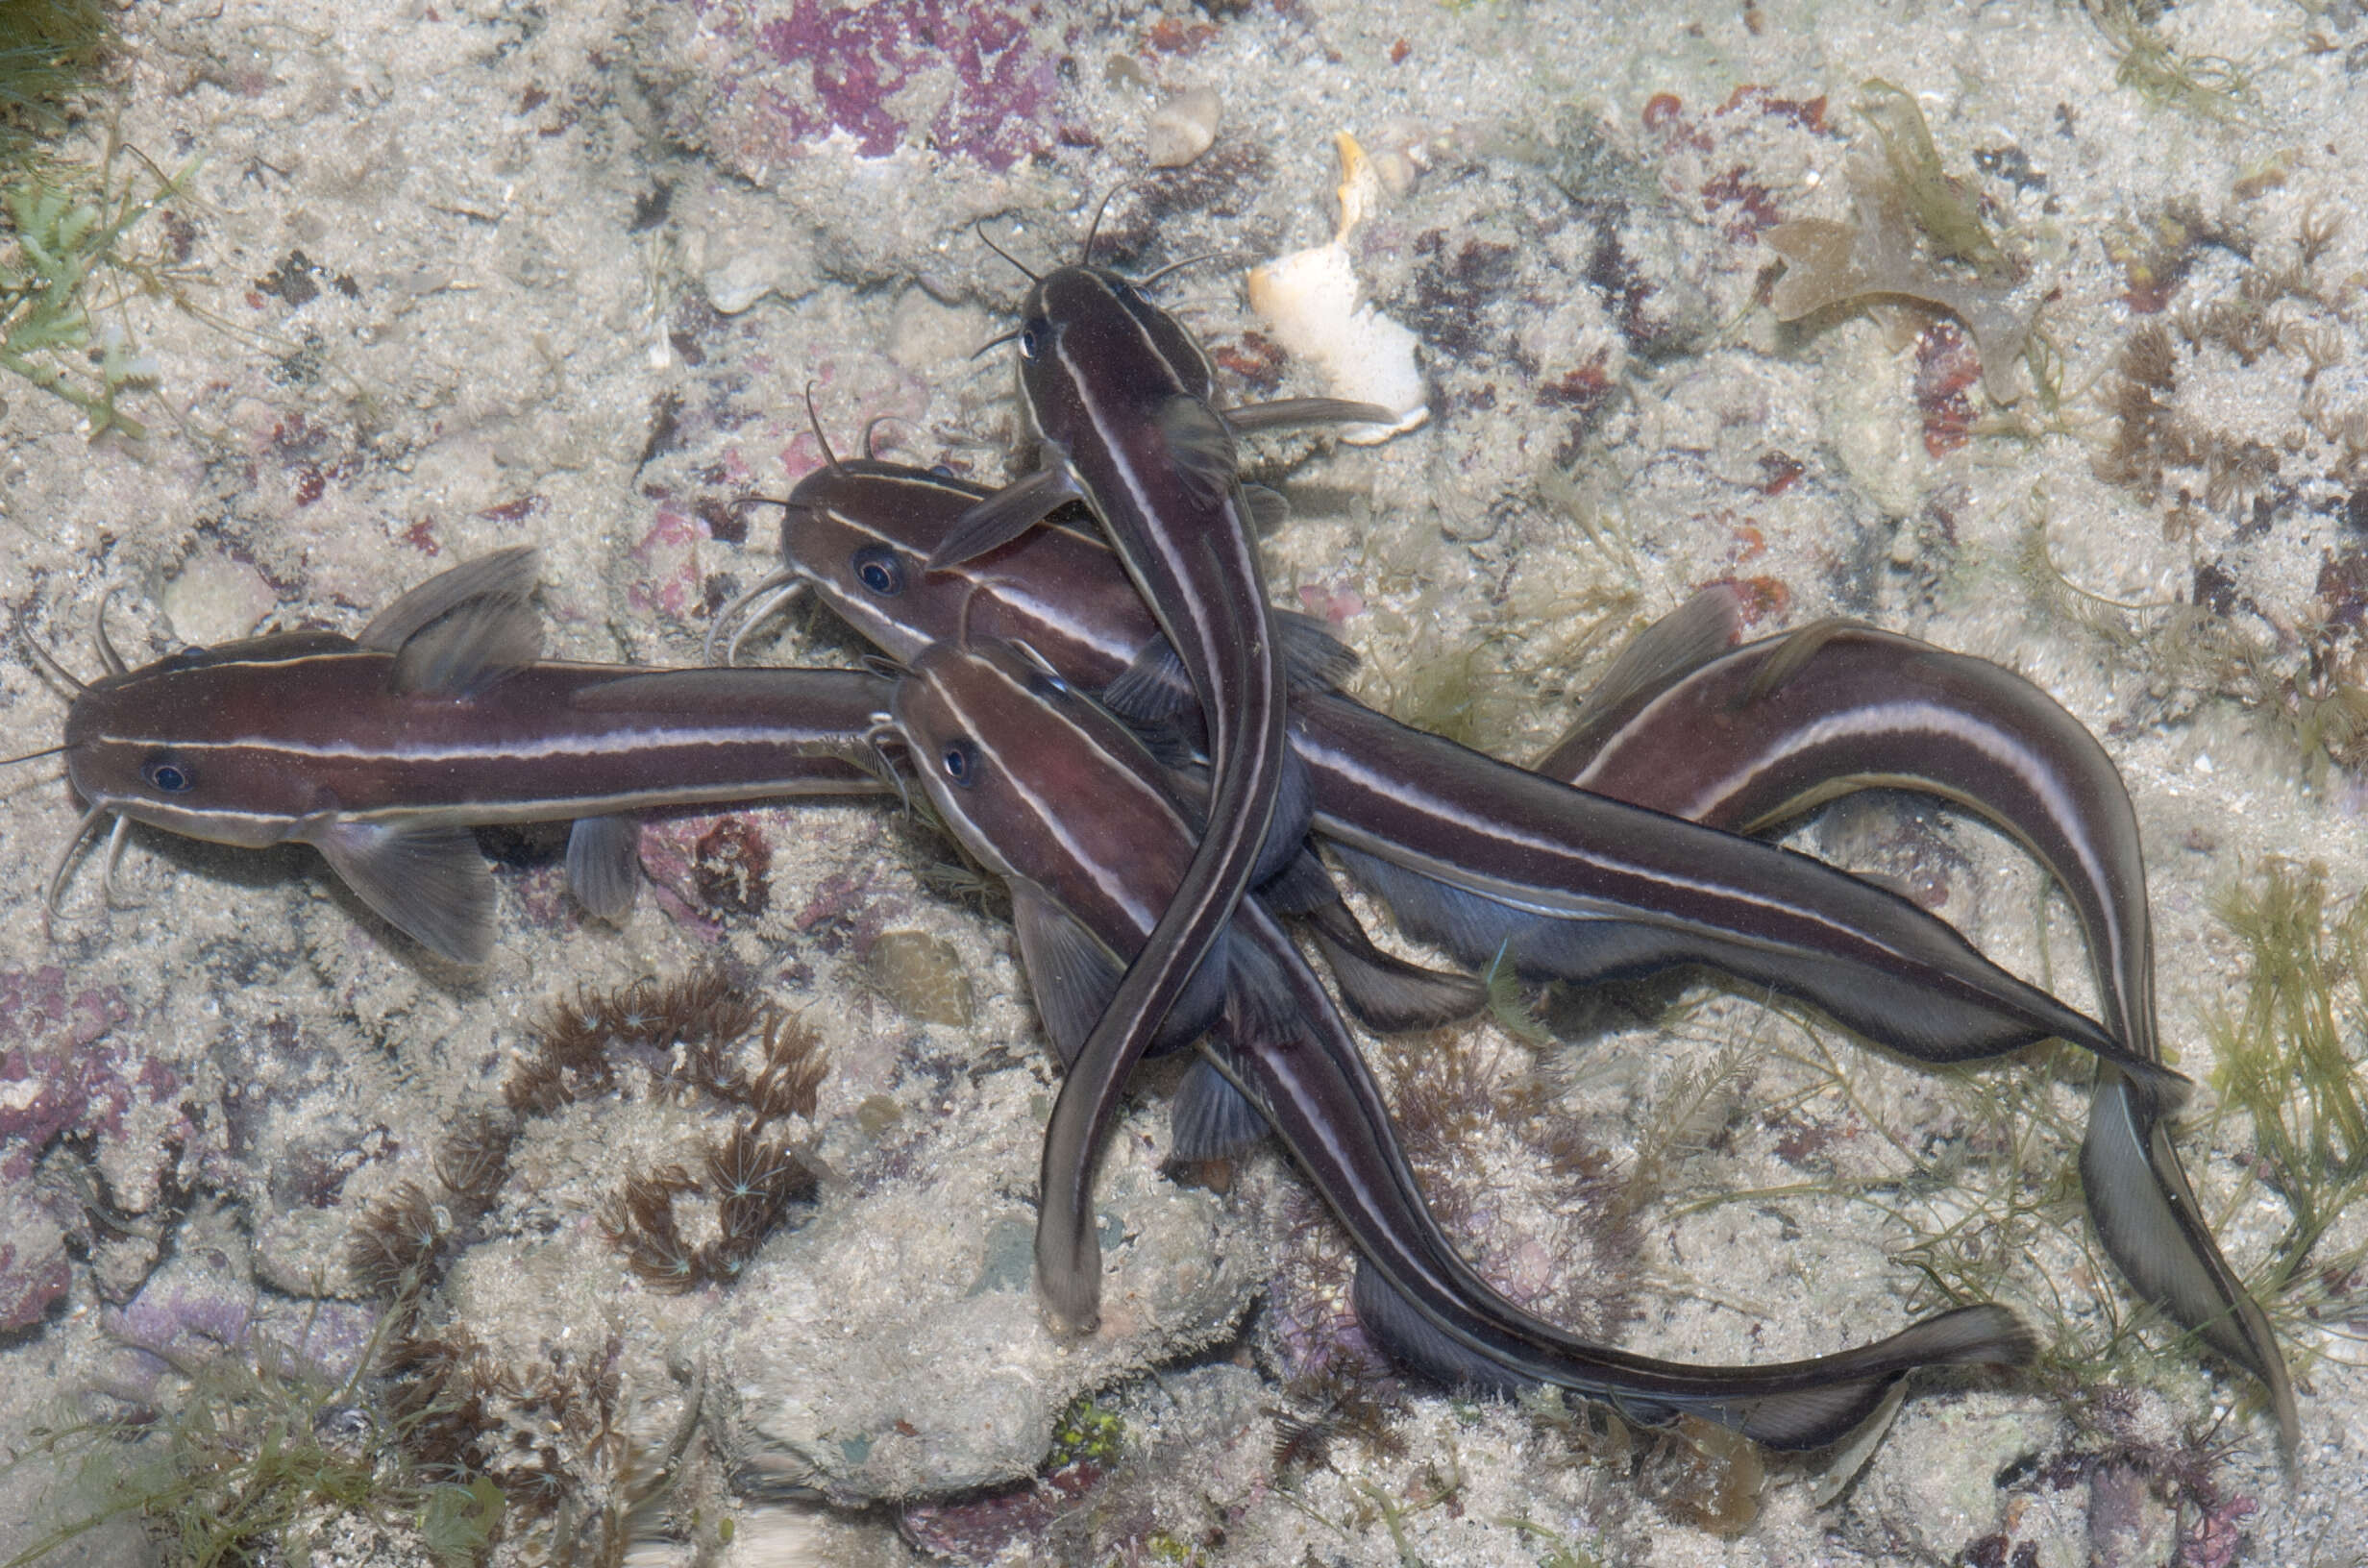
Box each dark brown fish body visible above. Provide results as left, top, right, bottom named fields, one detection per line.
left=938, top=263, right=1299, bottom=1329
left=772, top=458, right=2298, bottom=1446
left=66, top=644, right=888, bottom=843
left=777, top=458, right=2181, bottom=1097
left=1541, top=617, right=2294, bottom=1446
left=890, top=635, right=2035, bottom=1450
left=56, top=548, right=890, bottom=964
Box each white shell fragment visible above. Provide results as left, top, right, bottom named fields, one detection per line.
left=1246, top=133, right=1428, bottom=445
left=1146, top=86, right=1221, bottom=169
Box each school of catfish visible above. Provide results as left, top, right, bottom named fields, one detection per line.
left=30, top=212, right=2299, bottom=1470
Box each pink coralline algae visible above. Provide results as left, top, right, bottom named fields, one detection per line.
left=0, top=966, right=148, bottom=1182
left=690, top=1, right=1067, bottom=173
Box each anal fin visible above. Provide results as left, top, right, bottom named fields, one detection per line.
left=1350, top=1260, right=1532, bottom=1397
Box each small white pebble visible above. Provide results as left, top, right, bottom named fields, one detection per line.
left=705, top=253, right=774, bottom=315
left=163, top=551, right=278, bottom=648
left=1147, top=86, right=1221, bottom=169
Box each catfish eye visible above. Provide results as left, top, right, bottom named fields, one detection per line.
left=1108, top=278, right=1140, bottom=306
left=1017, top=318, right=1049, bottom=360
left=141, top=756, right=195, bottom=793
left=940, top=741, right=981, bottom=788
left=851, top=546, right=905, bottom=598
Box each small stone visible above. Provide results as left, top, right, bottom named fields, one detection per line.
left=0, top=1186, right=69, bottom=1334
left=888, top=289, right=991, bottom=373
left=865, top=930, right=974, bottom=1027
left=2088, top=1460, right=2177, bottom=1567
left=1147, top=86, right=1221, bottom=169
left=162, top=551, right=277, bottom=648
left=705, top=253, right=775, bottom=315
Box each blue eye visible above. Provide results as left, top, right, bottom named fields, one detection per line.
left=1017, top=319, right=1048, bottom=360
left=941, top=741, right=980, bottom=788
left=141, top=757, right=194, bottom=793
left=852, top=546, right=905, bottom=598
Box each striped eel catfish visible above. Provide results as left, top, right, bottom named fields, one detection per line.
left=750, top=456, right=2285, bottom=1442
left=752, top=453, right=2183, bottom=1101
left=1538, top=615, right=2295, bottom=1449
left=930, top=230, right=1394, bottom=1329
left=49, top=548, right=891, bottom=965
left=884, top=632, right=2038, bottom=1449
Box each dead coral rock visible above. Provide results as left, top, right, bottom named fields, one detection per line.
left=0, top=1184, right=69, bottom=1334
left=1842, top=1396, right=2063, bottom=1562
left=708, top=1098, right=1256, bottom=1503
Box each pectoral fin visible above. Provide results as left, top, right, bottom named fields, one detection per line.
left=1103, top=611, right=1356, bottom=723
left=927, top=465, right=1083, bottom=570
left=1277, top=610, right=1359, bottom=693
left=565, top=814, right=643, bottom=924
left=313, top=821, right=496, bottom=965
left=1012, top=887, right=1125, bottom=1068
left=1156, top=396, right=1239, bottom=509
left=1239, top=483, right=1290, bottom=534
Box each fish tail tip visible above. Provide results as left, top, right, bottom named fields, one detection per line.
left=1032, top=1231, right=1105, bottom=1335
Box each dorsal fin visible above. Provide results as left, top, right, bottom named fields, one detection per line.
left=359, top=547, right=545, bottom=699
left=358, top=547, right=542, bottom=651
left=385, top=592, right=544, bottom=698
left=1540, top=587, right=1740, bottom=766
left=926, top=465, right=1082, bottom=570
left=1737, top=617, right=1866, bottom=708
